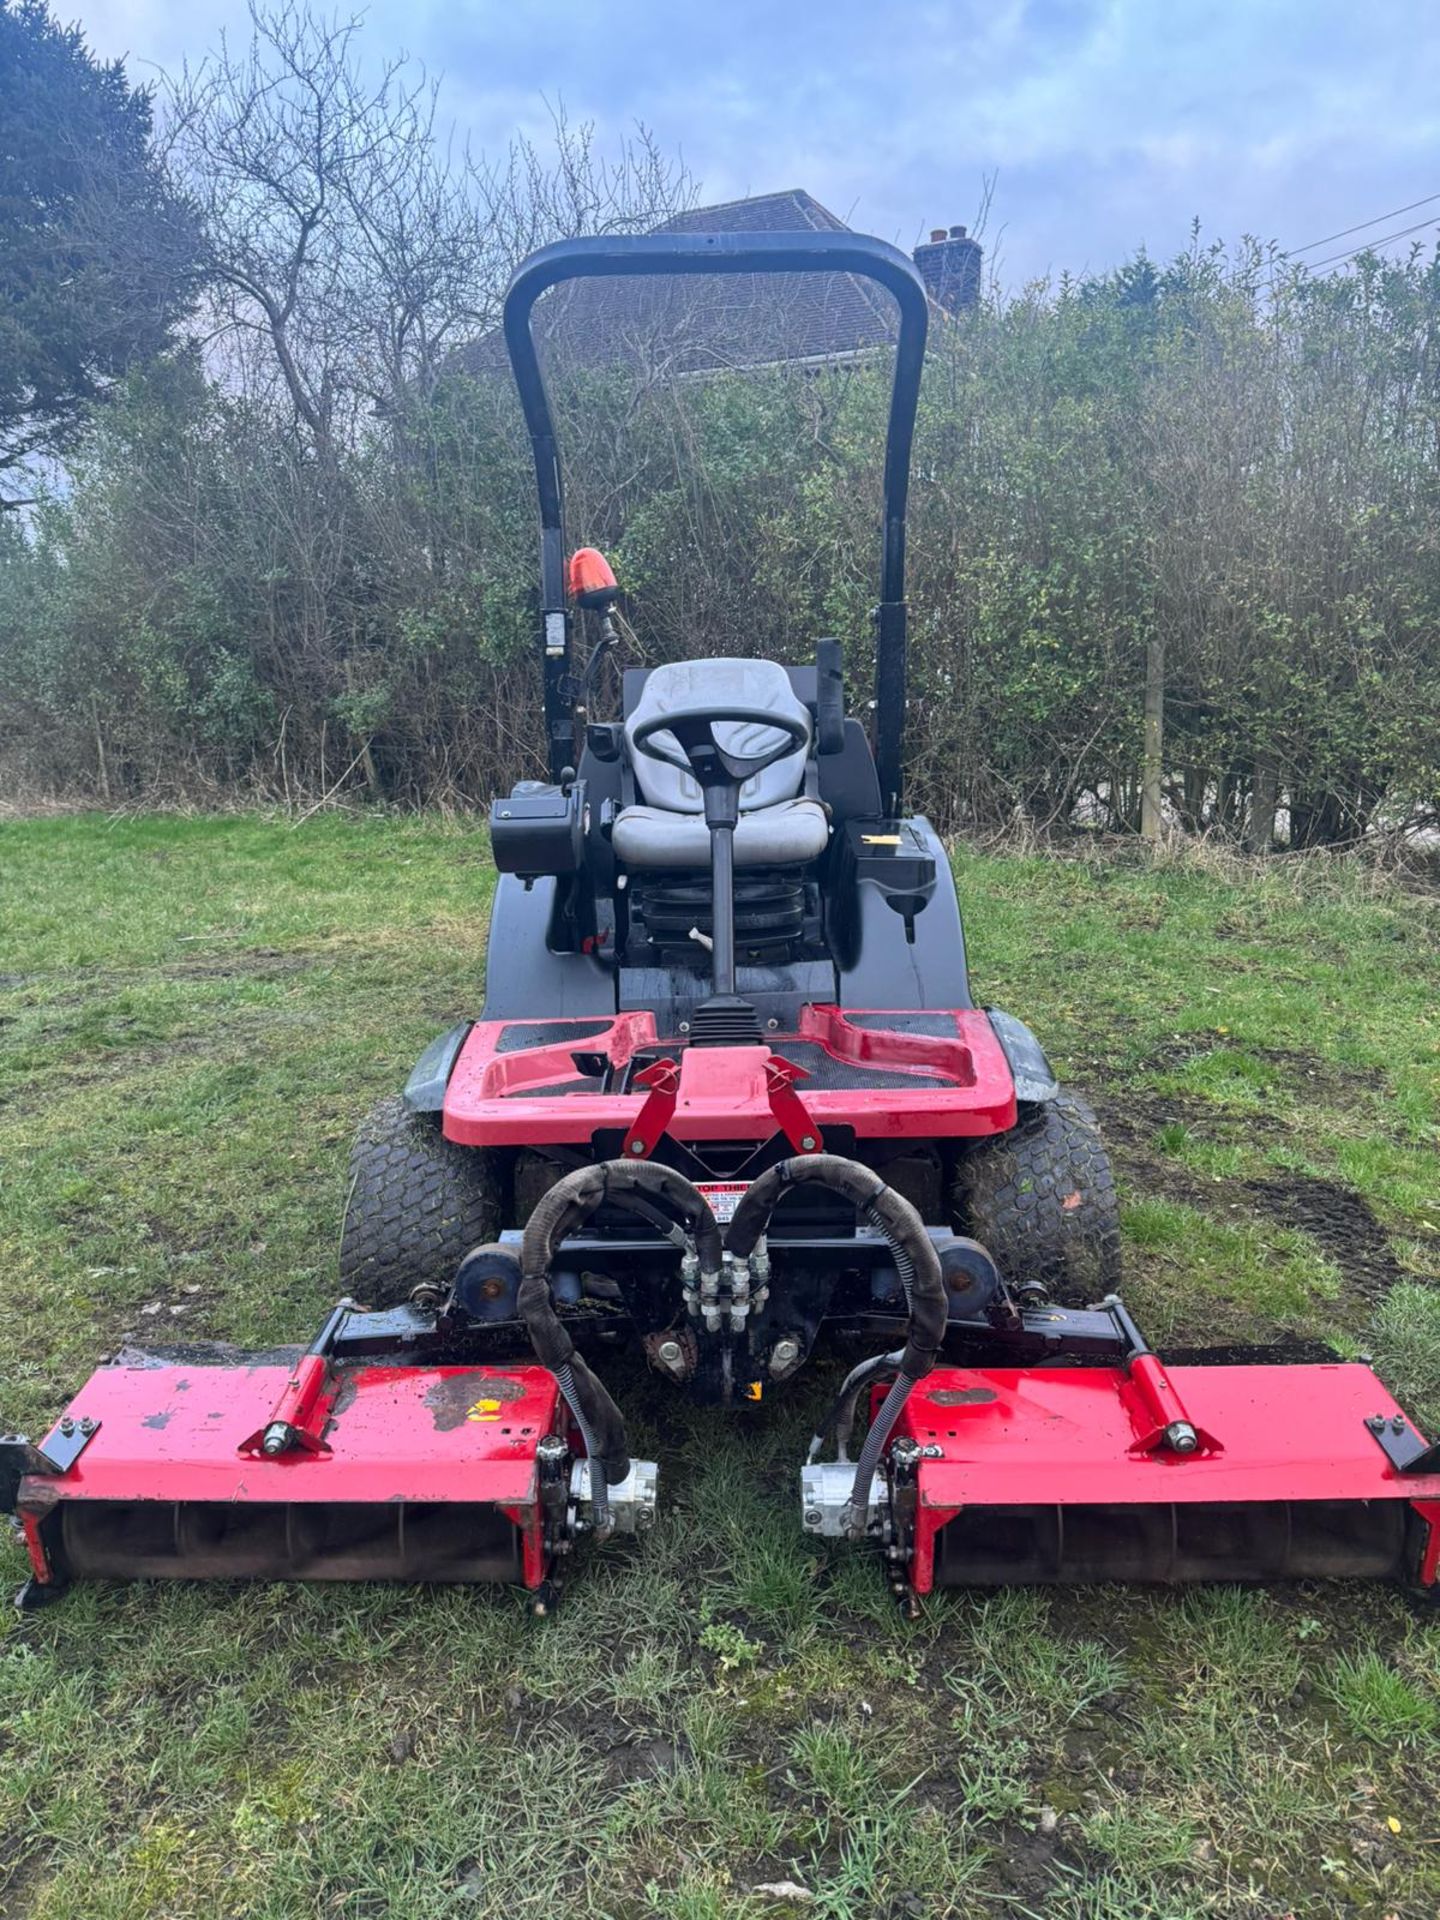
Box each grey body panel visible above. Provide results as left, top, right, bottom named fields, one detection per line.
left=619, top=959, right=836, bottom=1036
left=836, top=816, right=973, bottom=1010
left=481, top=874, right=616, bottom=1020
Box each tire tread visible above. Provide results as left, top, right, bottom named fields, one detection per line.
left=339, top=1094, right=500, bottom=1304
left=954, top=1090, right=1122, bottom=1303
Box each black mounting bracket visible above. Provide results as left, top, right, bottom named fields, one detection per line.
left=1364, top=1412, right=1440, bottom=1476
left=0, top=1420, right=100, bottom=1514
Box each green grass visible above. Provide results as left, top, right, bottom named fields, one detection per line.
left=3, top=815, right=1440, bottom=1919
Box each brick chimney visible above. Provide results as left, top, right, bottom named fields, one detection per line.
left=913, top=223, right=982, bottom=314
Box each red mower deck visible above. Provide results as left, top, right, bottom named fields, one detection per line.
left=11, top=1361, right=565, bottom=1595
left=891, top=1363, right=1440, bottom=1593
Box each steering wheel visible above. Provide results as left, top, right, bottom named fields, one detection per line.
left=631, top=705, right=810, bottom=789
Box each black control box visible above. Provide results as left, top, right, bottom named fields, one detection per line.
left=490, top=780, right=588, bottom=877
left=840, top=818, right=938, bottom=917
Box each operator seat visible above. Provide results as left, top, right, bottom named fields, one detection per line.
left=612, top=658, right=831, bottom=870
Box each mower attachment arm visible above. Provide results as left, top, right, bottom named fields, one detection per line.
left=501, top=231, right=931, bottom=807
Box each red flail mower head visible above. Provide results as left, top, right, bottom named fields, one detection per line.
left=4, top=1308, right=655, bottom=1613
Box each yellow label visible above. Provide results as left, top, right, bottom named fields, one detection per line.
left=744, top=1381, right=764, bottom=1403
left=861, top=833, right=902, bottom=845
left=467, top=1398, right=503, bottom=1422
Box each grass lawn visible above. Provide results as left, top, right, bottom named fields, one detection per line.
left=2, top=812, right=1439, bottom=1920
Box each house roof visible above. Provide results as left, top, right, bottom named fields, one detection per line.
left=452, top=189, right=904, bottom=380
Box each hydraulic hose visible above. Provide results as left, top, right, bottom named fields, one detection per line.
left=844, top=1374, right=914, bottom=1536
left=554, top=1359, right=608, bottom=1533
left=519, top=1160, right=722, bottom=1522
left=726, top=1154, right=945, bottom=1383
left=727, top=1154, right=947, bottom=1538
left=522, top=1158, right=723, bottom=1280
left=806, top=1349, right=903, bottom=1465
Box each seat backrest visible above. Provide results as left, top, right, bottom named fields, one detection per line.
left=624, top=658, right=812, bottom=814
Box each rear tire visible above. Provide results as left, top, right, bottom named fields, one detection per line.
left=954, top=1091, right=1121, bottom=1304
left=339, top=1094, right=501, bottom=1306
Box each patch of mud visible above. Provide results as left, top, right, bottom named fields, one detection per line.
left=601, top=1736, right=680, bottom=1786
left=1129, top=1032, right=1225, bottom=1075
left=1130, top=1032, right=1376, bottom=1099
left=1249, top=1043, right=1374, bottom=1101
left=162, top=948, right=315, bottom=982
left=112, top=1339, right=304, bottom=1368
left=1090, top=1088, right=1255, bottom=1213
left=1241, top=1174, right=1406, bottom=1301
left=1092, top=1088, right=1408, bottom=1310
left=423, top=1371, right=528, bottom=1431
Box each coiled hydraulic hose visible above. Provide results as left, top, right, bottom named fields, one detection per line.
left=806, top=1349, right=904, bottom=1465
left=726, top=1154, right=946, bottom=1537
left=519, top=1160, right=721, bottom=1532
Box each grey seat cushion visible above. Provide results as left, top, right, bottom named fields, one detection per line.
left=613, top=799, right=830, bottom=869
left=625, top=658, right=812, bottom=813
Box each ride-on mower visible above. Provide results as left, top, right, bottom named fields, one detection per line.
left=7, top=233, right=1439, bottom=1611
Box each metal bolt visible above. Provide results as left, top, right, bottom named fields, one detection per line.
left=628, top=1138, right=646, bottom=1156
left=767, top=1018, right=779, bottom=1030
left=656, top=1339, right=685, bottom=1375
left=261, top=1422, right=291, bottom=1457
left=678, top=1021, right=690, bottom=1034
left=804, top=1508, right=822, bottom=1528
left=79, top=1418, right=96, bottom=1436
left=1392, top=1415, right=1406, bottom=1433
left=1166, top=1421, right=1199, bottom=1454
left=800, top=1135, right=817, bottom=1151
left=59, top=1418, right=74, bottom=1436
left=770, top=1337, right=801, bottom=1376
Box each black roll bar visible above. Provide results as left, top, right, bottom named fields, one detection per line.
left=501, top=231, right=929, bottom=809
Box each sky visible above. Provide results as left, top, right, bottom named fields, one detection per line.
left=74, top=0, right=1440, bottom=289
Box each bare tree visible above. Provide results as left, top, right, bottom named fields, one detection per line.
left=165, top=7, right=692, bottom=446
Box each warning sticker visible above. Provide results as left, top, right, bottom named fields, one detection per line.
left=467, top=1398, right=503, bottom=1422
left=861, top=833, right=902, bottom=846
left=696, top=1181, right=749, bottom=1224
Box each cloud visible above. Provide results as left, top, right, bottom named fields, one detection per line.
left=73, top=0, right=1440, bottom=284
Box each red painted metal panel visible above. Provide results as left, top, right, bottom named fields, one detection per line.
left=20, top=1362, right=560, bottom=1513
left=896, top=1364, right=1440, bottom=1593
left=443, top=1006, right=1016, bottom=1146
left=904, top=1365, right=1440, bottom=1507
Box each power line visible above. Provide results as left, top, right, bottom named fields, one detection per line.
left=1306, top=214, right=1440, bottom=270
left=1292, top=190, right=1440, bottom=255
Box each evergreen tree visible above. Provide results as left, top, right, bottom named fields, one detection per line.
left=0, top=0, right=201, bottom=504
